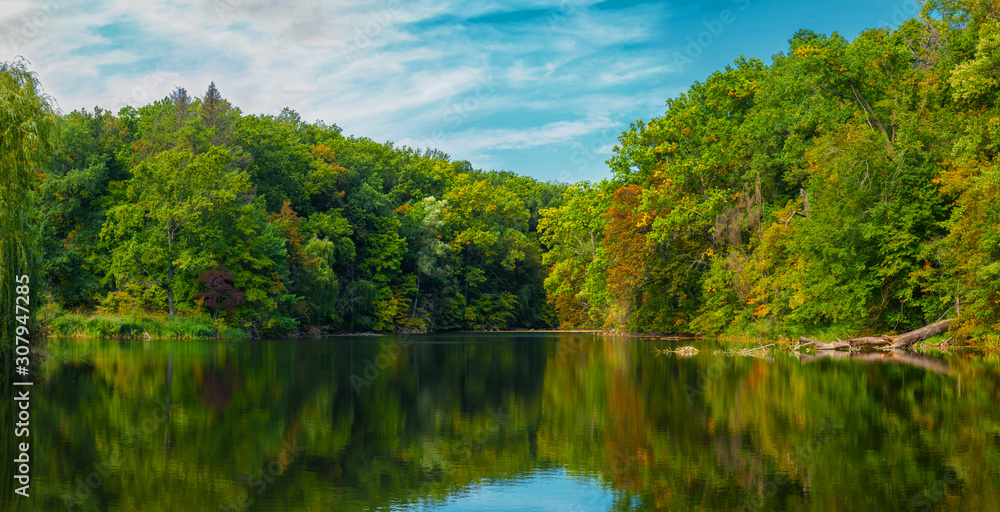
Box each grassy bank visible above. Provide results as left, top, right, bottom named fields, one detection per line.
left=42, top=312, right=247, bottom=340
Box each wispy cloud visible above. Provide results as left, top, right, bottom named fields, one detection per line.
left=3, top=0, right=679, bottom=182
left=2, top=0, right=914, bottom=182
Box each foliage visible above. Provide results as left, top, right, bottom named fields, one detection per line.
left=44, top=312, right=244, bottom=339
left=195, top=265, right=246, bottom=321
left=0, top=58, right=56, bottom=367
left=542, top=6, right=995, bottom=339
left=30, top=3, right=1000, bottom=339
left=539, top=182, right=612, bottom=328
left=38, top=84, right=561, bottom=335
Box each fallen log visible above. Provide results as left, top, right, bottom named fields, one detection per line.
left=799, top=318, right=954, bottom=351
left=799, top=350, right=951, bottom=374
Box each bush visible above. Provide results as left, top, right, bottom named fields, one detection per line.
left=98, top=283, right=167, bottom=316
left=48, top=314, right=86, bottom=337
left=161, top=315, right=218, bottom=339
left=82, top=317, right=117, bottom=338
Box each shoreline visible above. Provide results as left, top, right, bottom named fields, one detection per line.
left=34, top=312, right=994, bottom=349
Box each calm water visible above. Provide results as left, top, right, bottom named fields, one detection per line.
left=2, top=333, right=999, bottom=511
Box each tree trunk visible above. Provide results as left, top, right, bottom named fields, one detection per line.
left=800, top=318, right=954, bottom=350
left=411, top=273, right=420, bottom=320
left=166, top=266, right=176, bottom=319
left=167, top=286, right=175, bottom=319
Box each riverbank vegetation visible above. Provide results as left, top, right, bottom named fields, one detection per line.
left=542, top=1, right=1000, bottom=341
left=31, top=84, right=562, bottom=338
left=42, top=311, right=247, bottom=340
left=3, top=0, right=999, bottom=343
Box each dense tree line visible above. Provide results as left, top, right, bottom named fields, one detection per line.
left=542, top=0, right=1000, bottom=339
left=8, top=0, right=1000, bottom=340
left=36, top=83, right=561, bottom=336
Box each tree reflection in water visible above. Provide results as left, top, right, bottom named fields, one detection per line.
left=6, top=334, right=999, bottom=511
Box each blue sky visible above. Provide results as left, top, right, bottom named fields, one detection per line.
left=2, top=0, right=921, bottom=183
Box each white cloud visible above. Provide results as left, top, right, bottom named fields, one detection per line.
left=398, top=114, right=618, bottom=158
left=5, top=0, right=678, bottom=181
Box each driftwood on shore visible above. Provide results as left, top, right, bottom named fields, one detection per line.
left=799, top=318, right=954, bottom=351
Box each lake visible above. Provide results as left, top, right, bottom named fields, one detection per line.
left=3, top=333, right=999, bottom=511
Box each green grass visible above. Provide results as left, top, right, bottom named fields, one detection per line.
left=44, top=312, right=247, bottom=340
left=981, top=334, right=1000, bottom=352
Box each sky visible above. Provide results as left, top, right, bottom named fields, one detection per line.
left=1, top=0, right=922, bottom=183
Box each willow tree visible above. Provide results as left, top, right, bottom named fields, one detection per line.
left=0, top=59, right=55, bottom=370
left=0, top=59, right=54, bottom=502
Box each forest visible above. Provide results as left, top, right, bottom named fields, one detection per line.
left=541, top=0, right=1000, bottom=341
left=31, top=85, right=563, bottom=337
left=3, top=0, right=1000, bottom=343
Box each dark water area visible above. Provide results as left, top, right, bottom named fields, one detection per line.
left=1, top=333, right=999, bottom=511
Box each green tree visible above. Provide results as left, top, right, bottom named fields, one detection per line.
left=539, top=182, right=612, bottom=327
left=39, top=107, right=132, bottom=308
left=926, top=6, right=1000, bottom=337
left=102, top=146, right=252, bottom=318
left=0, top=59, right=55, bottom=365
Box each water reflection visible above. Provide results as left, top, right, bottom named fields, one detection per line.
left=393, top=468, right=614, bottom=512
left=2, top=334, right=999, bottom=511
